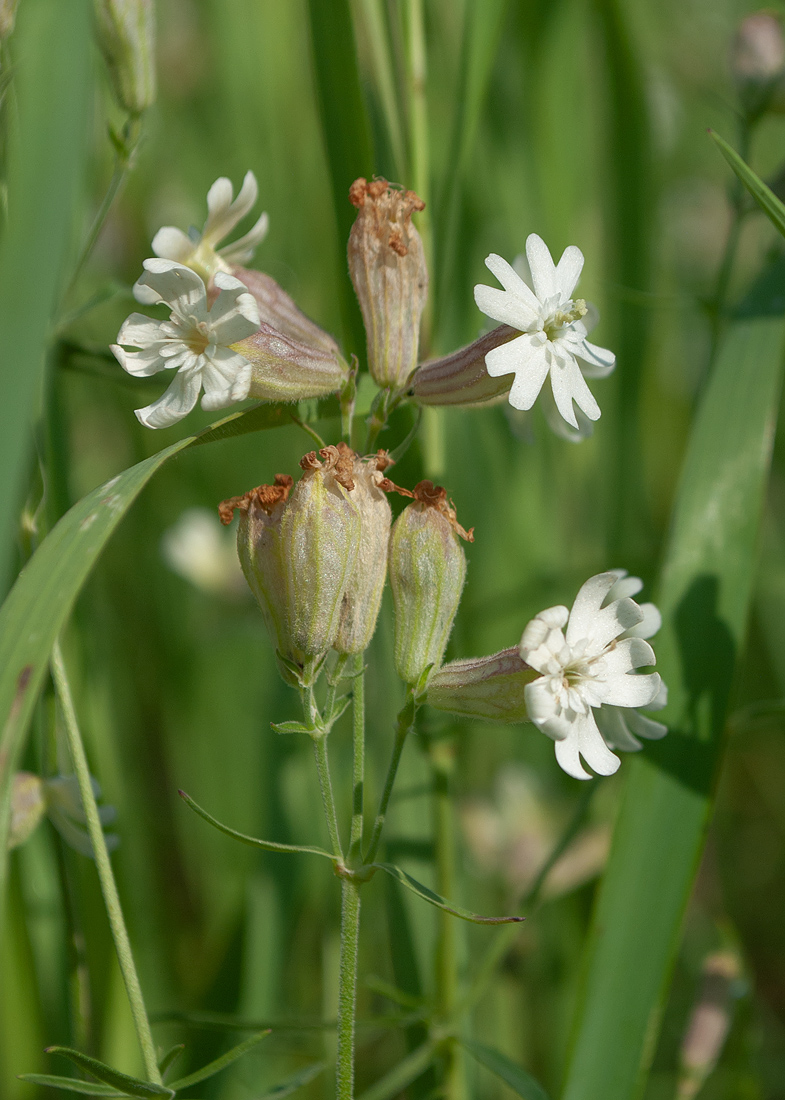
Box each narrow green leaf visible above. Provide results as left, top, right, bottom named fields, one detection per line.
left=43, top=1049, right=173, bottom=1098
left=373, top=863, right=524, bottom=925
left=178, top=791, right=336, bottom=861
left=270, top=721, right=314, bottom=735
left=0, top=0, right=92, bottom=589
left=711, top=129, right=785, bottom=239
left=459, top=1038, right=550, bottom=1100
left=305, top=0, right=373, bottom=357
left=17, top=1076, right=121, bottom=1097
left=166, top=1031, right=269, bottom=1091
left=254, top=1061, right=326, bottom=1100
left=0, top=402, right=287, bottom=902
left=562, top=263, right=785, bottom=1099
left=157, top=1045, right=184, bottom=1079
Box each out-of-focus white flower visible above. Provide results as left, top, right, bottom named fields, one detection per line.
left=593, top=571, right=669, bottom=752
left=112, top=259, right=260, bottom=428
left=520, top=572, right=664, bottom=780
left=473, top=235, right=615, bottom=432
left=151, top=171, right=269, bottom=281
left=9, top=771, right=118, bottom=857
left=162, top=508, right=246, bottom=596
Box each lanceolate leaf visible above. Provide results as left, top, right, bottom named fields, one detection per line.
left=711, top=129, right=785, bottom=239
left=373, top=863, right=524, bottom=925
left=16, top=1076, right=121, bottom=1097
left=178, top=791, right=336, bottom=861
left=459, top=1038, right=550, bottom=1100
left=562, top=261, right=785, bottom=1098
left=42, top=1049, right=173, bottom=1098
left=166, top=1031, right=269, bottom=1091
left=0, top=403, right=286, bottom=901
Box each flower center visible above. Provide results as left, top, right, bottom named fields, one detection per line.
left=544, top=298, right=587, bottom=340
left=185, top=320, right=211, bottom=355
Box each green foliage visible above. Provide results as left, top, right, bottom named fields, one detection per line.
left=459, top=1038, right=550, bottom=1100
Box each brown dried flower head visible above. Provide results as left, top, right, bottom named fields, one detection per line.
left=348, top=177, right=428, bottom=390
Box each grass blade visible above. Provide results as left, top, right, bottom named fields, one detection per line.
left=561, top=260, right=785, bottom=1099
left=178, top=791, right=336, bottom=861
left=42, top=1049, right=172, bottom=1098
left=357, top=1038, right=439, bottom=1100
left=459, top=1038, right=550, bottom=1100
left=166, top=1031, right=269, bottom=1091
left=710, top=128, right=785, bottom=239
left=254, top=1061, right=326, bottom=1100
left=373, top=863, right=523, bottom=925
left=0, top=402, right=288, bottom=905
left=0, top=0, right=92, bottom=590
left=306, top=0, right=373, bottom=357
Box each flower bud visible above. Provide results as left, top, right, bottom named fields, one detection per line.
left=411, top=326, right=518, bottom=407
left=280, top=447, right=362, bottom=657
left=221, top=475, right=296, bottom=659
left=425, top=648, right=537, bottom=722
left=232, top=322, right=350, bottom=404
left=8, top=772, right=46, bottom=849
left=731, top=13, right=785, bottom=117
left=231, top=267, right=343, bottom=356
left=348, top=178, right=428, bottom=390
left=389, top=481, right=472, bottom=686
left=94, top=0, right=156, bottom=116
left=334, top=448, right=394, bottom=654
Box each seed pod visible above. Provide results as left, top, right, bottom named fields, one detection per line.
left=232, top=322, right=350, bottom=403
left=426, top=648, right=537, bottom=722
left=280, top=447, right=361, bottom=657
left=9, top=772, right=46, bottom=849
left=389, top=481, right=472, bottom=686
left=231, top=267, right=342, bottom=356
left=348, top=177, right=428, bottom=390
left=94, top=0, right=156, bottom=116
left=220, top=476, right=295, bottom=660
left=411, top=326, right=518, bottom=407
left=334, top=448, right=394, bottom=654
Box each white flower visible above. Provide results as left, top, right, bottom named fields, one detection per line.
left=520, top=571, right=664, bottom=781
left=149, top=171, right=269, bottom=283
left=111, top=259, right=260, bottom=429
left=473, top=235, right=615, bottom=431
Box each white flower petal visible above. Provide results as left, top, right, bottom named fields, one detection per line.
left=565, top=573, right=620, bottom=644
left=540, top=385, right=594, bottom=442
left=506, top=346, right=551, bottom=411
left=218, top=211, right=269, bottom=264
left=474, top=283, right=539, bottom=330
left=137, top=259, right=208, bottom=318
left=209, top=278, right=260, bottom=343
left=577, top=339, right=616, bottom=378
left=135, top=369, right=202, bottom=429
left=133, top=281, right=165, bottom=306
left=111, top=344, right=166, bottom=378
left=564, top=355, right=602, bottom=423
left=483, top=253, right=542, bottom=313
left=594, top=705, right=643, bottom=752
left=554, top=244, right=584, bottom=299
left=524, top=679, right=572, bottom=740
left=204, top=171, right=258, bottom=245
left=600, top=637, right=656, bottom=679
left=116, top=313, right=166, bottom=350
left=626, top=709, right=668, bottom=740
left=152, top=226, right=194, bottom=263
left=601, top=671, right=662, bottom=709
left=605, top=572, right=643, bottom=602
left=549, top=355, right=581, bottom=428
left=525, top=234, right=559, bottom=303
left=625, top=602, right=662, bottom=640
left=200, top=347, right=252, bottom=410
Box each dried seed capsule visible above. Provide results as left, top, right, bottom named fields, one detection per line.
left=280, top=447, right=362, bottom=658
left=425, top=648, right=537, bottom=722
left=347, top=177, right=427, bottom=391
left=411, top=326, right=518, bottom=407
left=389, top=481, right=472, bottom=687
left=232, top=322, right=350, bottom=403
left=94, top=0, right=156, bottom=116
left=334, top=448, right=394, bottom=654
left=221, top=476, right=296, bottom=661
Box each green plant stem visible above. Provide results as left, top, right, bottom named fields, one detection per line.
left=50, top=639, right=163, bottom=1086
left=364, top=693, right=417, bottom=865
left=62, top=116, right=141, bottom=306
left=708, top=118, right=751, bottom=360
left=336, top=878, right=362, bottom=1100
left=430, top=738, right=464, bottom=1100
left=457, top=783, right=596, bottom=1018
left=349, top=654, right=365, bottom=864
left=312, top=733, right=344, bottom=861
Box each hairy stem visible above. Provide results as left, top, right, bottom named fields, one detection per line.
left=336, top=878, right=362, bottom=1100
left=364, top=692, right=417, bottom=865
left=349, top=654, right=365, bottom=864
left=312, top=733, right=344, bottom=862
left=51, top=640, right=162, bottom=1085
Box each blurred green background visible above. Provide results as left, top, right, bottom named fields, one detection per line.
left=3, top=0, right=785, bottom=1098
